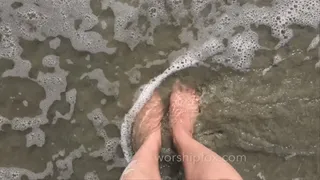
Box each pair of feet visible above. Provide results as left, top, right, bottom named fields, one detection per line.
left=132, top=80, right=200, bottom=151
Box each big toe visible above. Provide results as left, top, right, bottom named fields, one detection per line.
left=145, top=90, right=163, bottom=109
left=173, top=80, right=196, bottom=93
left=172, top=80, right=183, bottom=93
left=151, top=90, right=162, bottom=102
left=172, top=80, right=199, bottom=100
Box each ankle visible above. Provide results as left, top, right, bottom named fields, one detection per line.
left=173, top=125, right=193, bottom=136
left=143, top=130, right=162, bottom=152
left=172, top=127, right=193, bottom=144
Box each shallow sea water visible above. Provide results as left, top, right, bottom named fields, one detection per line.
left=0, top=0, right=319, bottom=180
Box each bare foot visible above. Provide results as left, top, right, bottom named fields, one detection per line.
left=170, top=80, right=200, bottom=136
left=132, top=91, right=164, bottom=152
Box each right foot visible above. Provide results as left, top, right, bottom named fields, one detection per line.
left=132, top=91, right=163, bottom=152
left=169, top=80, right=200, bottom=136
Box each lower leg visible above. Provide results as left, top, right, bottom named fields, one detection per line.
left=121, top=92, right=164, bottom=180
left=173, top=128, right=242, bottom=180
left=121, top=131, right=161, bottom=180
left=170, top=80, right=242, bottom=180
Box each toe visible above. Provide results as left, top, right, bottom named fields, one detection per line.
left=173, top=79, right=183, bottom=92
left=185, top=85, right=196, bottom=94
left=149, top=90, right=163, bottom=108
left=180, top=83, right=189, bottom=92
left=151, top=90, right=161, bottom=102
left=173, top=80, right=195, bottom=94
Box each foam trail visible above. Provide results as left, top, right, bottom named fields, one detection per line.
left=121, top=38, right=225, bottom=162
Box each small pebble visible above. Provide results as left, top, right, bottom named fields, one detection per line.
left=85, top=55, right=91, bottom=61
left=66, top=59, right=74, bottom=64
left=23, top=100, right=28, bottom=107
left=100, top=99, right=107, bottom=105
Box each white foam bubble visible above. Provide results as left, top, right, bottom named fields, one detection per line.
left=167, top=0, right=188, bottom=23
left=0, top=0, right=115, bottom=65
left=307, top=35, right=319, bottom=52
left=316, top=60, right=320, bottom=70
left=66, top=59, right=74, bottom=65
left=11, top=116, right=47, bottom=131
left=22, top=100, right=28, bottom=107
left=84, top=171, right=100, bottom=180
left=273, top=54, right=283, bottom=65
left=89, top=138, right=119, bottom=162
left=52, top=89, right=77, bottom=124
left=101, top=0, right=115, bottom=10
left=52, top=149, right=66, bottom=161
left=0, top=55, right=69, bottom=147
left=56, top=145, right=86, bottom=180
left=100, top=20, right=107, bottom=30
left=37, top=74, right=68, bottom=113
left=80, top=69, right=120, bottom=97
left=2, top=58, right=31, bottom=78
left=190, top=0, right=214, bottom=19
left=49, top=37, right=61, bottom=50
left=100, top=99, right=107, bottom=105
left=111, top=2, right=142, bottom=50
left=87, top=108, right=126, bottom=170
left=87, top=108, right=109, bottom=128
left=85, top=55, right=91, bottom=61
left=106, top=156, right=127, bottom=171
left=42, top=55, right=60, bottom=68
left=26, top=128, right=46, bottom=147
left=241, top=0, right=320, bottom=49
left=142, top=0, right=168, bottom=26
left=71, top=31, right=116, bottom=54
left=0, top=115, right=10, bottom=131
left=316, top=48, right=320, bottom=70
left=125, top=67, right=141, bottom=84
left=109, top=0, right=172, bottom=49
left=213, top=30, right=260, bottom=71
left=0, top=162, right=53, bottom=180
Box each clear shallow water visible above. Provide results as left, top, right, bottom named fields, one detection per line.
left=0, top=0, right=319, bottom=179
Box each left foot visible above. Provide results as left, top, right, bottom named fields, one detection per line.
left=132, top=91, right=164, bottom=151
